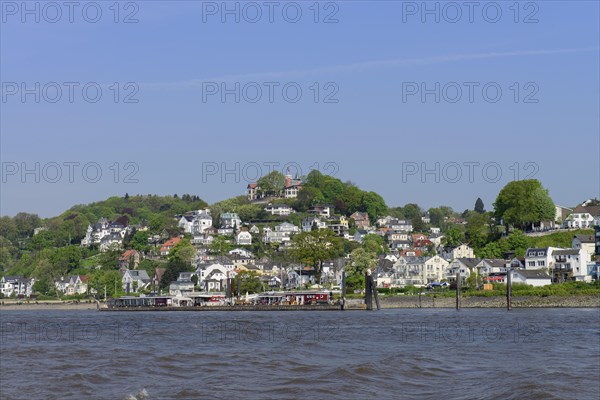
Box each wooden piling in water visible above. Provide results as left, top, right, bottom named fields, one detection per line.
left=507, top=269, right=512, bottom=311
left=456, top=272, right=461, bottom=310
left=341, top=270, right=346, bottom=310
left=365, top=271, right=373, bottom=310
left=372, top=275, right=380, bottom=310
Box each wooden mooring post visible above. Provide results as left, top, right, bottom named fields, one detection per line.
left=365, top=269, right=380, bottom=311
left=455, top=272, right=461, bottom=310
left=341, top=270, right=346, bottom=310
left=506, top=268, right=512, bottom=311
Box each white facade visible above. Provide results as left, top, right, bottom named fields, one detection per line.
left=236, top=231, right=252, bottom=245
left=424, top=255, right=449, bottom=283
left=525, top=247, right=559, bottom=270
left=563, top=212, right=595, bottom=228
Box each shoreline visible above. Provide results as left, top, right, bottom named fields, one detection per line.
left=1, top=295, right=599, bottom=310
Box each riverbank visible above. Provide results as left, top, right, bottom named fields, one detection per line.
left=2, top=295, right=599, bottom=310
left=0, top=300, right=98, bottom=311
left=355, top=294, right=600, bottom=309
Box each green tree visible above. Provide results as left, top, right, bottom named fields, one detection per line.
left=236, top=271, right=263, bottom=294
left=98, top=247, right=121, bottom=269
left=360, top=192, right=388, bottom=222
left=210, top=235, right=232, bottom=256
left=339, top=185, right=363, bottom=215
left=493, top=179, right=555, bottom=232
left=475, top=198, right=485, bottom=214
left=345, top=248, right=376, bottom=292
left=160, top=259, right=194, bottom=290
left=168, top=239, right=195, bottom=265
left=466, top=212, right=491, bottom=250
left=441, top=226, right=465, bottom=248
left=49, top=245, right=83, bottom=275
left=362, top=234, right=387, bottom=255
left=506, top=229, right=530, bottom=257
left=401, top=203, right=422, bottom=221
left=258, top=171, right=286, bottom=197
left=290, top=229, right=343, bottom=282
left=130, top=231, right=149, bottom=251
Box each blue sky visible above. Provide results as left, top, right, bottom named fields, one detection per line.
left=1, top=0, right=599, bottom=217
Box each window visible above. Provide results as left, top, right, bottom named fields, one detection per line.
left=538, top=261, right=545, bottom=267
left=528, top=261, right=536, bottom=267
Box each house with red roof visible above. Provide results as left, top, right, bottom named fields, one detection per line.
left=160, top=237, right=182, bottom=256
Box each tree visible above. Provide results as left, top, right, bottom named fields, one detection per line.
left=360, top=192, right=388, bottom=222
left=160, top=259, right=193, bottom=290
left=506, top=229, right=530, bottom=257
left=49, top=245, right=83, bottom=275
left=474, top=198, right=485, bottom=214
left=428, top=207, right=445, bottom=227
left=258, top=171, right=286, bottom=197
left=210, top=235, right=231, bottom=256
left=493, top=179, right=555, bottom=232
left=345, top=248, right=376, bottom=292
left=130, top=231, right=149, bottom=252
left=466, top=212, right=491, bottom=250
left=401, top=203, right=422, bottom=221
left=290, top=229, right=343, bottom=282
left=441, top=226, right=465, bottom=248
left=339, top=185, right=362, bottom=215
left=236, top=271, right=262, bottom=294
left=168, top=239, right=196, bottom=265
left=362, top=234, right=387, bottom=255
left=411, top=215, right=425, bottom=232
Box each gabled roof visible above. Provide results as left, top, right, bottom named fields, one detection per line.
left=573, top=205, right=600, bottom=217
left=552, top=249, right=580, bottom=256
left=573, top=235, right=594, bottom=243
left=481, top=259, right=506, bottom=269
left=513, top=270, right=551, bottom=279
left=454, top=258, right=481, bottom=268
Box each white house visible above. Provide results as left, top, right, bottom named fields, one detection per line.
left=191, top=233, right=214, bottom=246
left=1, top=276, right=35, bottom=297
left=229, top=248, right=253, bottom=258
left=524, top=247, right=559, bottom=271
left=390, top=220, right=413, bottom=232
left=308, top=205, right=332, bottom=218
left=263, top=231, right=292, bottom=244
left=424, top=255, right=449, bottom=283
left=302, top=217, right=327, bottom=232
left=572, top=235, right=596, bottom=256
left=264, top=203, right=295, bottom=216
left=196, top=263, right=231, bottom=291
left=121, top=269, right=151, bottom=293
left=236, top=231, right=252, bottom=245
left=220, top=212, right=242, bottom=229
left=446, top=258, right=480, bottom=283
left=191, top=212, right=213, bottom=234
left=511, top=269, right=552, bottom=287
left=276, top=222, right=300, bottom=233
left=563, top=212, right=595, bottom=229
left=55, top=275, right=88, bottom=295
left=169, top=272, right=196, bottom=295
left=552, top=248, right=591, bottom=282
left=81, top=218, right=128, bottom=250
left=393, top=256, right=426, bottom=286
left=476, top=259, right=507, bottom=284
left=439, top=244, right=475, bottom=261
